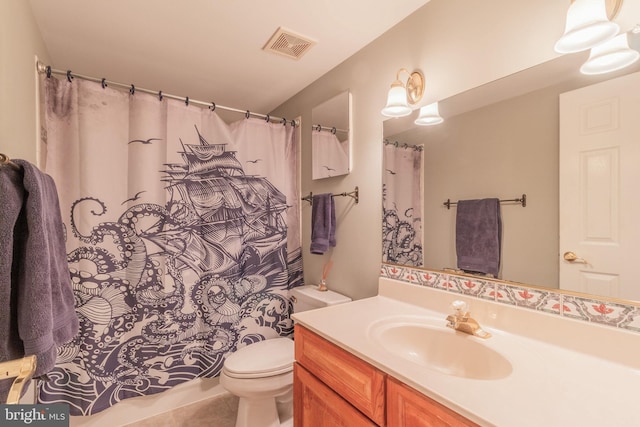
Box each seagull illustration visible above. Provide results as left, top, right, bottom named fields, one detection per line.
left=122, top=190, right=146, bottom=205
left=246, top=159, right=262, bottom=164
left=128, top=138, right=162, bottom=145
left=386, top=169, right=396, bottom=175
left=323, top=166, right=336, bottom=172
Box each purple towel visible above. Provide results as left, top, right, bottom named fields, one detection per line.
left=0, top=160, right=79, bottom=401
left=310, top=193, right=336, bottom=254
left=455, top=198, right=502, bottom=277
left=0, top=164, right=27, bottom=398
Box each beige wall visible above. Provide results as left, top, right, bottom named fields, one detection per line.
left=0, top=0, right=51, bottom=163
left=271, top=0, right=567, bottom=300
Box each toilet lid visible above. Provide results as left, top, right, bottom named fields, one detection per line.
left=223, top=338, right=294, bottom=379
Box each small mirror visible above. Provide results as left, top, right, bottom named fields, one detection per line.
left=311, top=91, right=351, bottom=179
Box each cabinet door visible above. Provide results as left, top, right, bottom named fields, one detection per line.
left=294, top=325, right=386, bottom=425
left=387, top=377, right=480, bottom=427
left=294, top=363, right=377, bottom=427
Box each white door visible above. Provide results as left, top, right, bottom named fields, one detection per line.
left=559, top=71, right=640, bottom=300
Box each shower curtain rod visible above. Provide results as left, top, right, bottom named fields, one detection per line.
left=313, top=124, right=348, bottom=134
left=383, top=139, right=423, bottom=151
left=36, top=62, right=298, bottom=127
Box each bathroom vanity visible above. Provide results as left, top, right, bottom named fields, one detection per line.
left=291, top=277, right=640, bottom=426
left=294, top=324, right=478, bottom=426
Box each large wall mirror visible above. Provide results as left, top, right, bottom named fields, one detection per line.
left=382, top=32, right=640, bottom=302
left=311, top=90, right=351, bottom=180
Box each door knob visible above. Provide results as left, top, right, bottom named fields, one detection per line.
left=563, top=251, right=587, bottom=263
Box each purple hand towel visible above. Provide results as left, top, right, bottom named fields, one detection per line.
left=455, top=198, right=502, bottom=277
left=310, top=193, right=336, bottom=254
left=0, top=160, right=79, bottom=401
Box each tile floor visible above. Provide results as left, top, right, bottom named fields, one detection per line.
left=123, top=393, right=239, bottom=427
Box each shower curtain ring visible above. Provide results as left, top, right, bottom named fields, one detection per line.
left=291, top=119, right=296, bottom=127
left=45, top=66, right=51, bottom=78
left=185, top=97, right=189, bottom=106
left=66, top=70, right=73, bottom=82
left=210, top=102, right=215, bottom=111
left=281, top=118, right=287, bottom=126
left=245, top=110, right=250, bottom=119
left=130, top=84, right=135, bottom=95
left=101, top=78, right=107, bottom=89
left=158, top=91, right=163, bottom=101
left=265, top=114, right=270, bottom=122
left=331, top=127, right=336, bottom=134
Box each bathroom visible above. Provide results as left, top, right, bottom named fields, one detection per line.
left=2, top=0, right=640, bottom=426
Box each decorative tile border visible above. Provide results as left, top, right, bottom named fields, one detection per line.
left=380, top=263, right=640, bottom=335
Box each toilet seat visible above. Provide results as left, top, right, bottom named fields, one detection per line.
left=223, top=338, right=294, bottom=379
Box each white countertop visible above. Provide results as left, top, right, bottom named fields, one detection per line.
left=292, top=279, right=640, bottom=427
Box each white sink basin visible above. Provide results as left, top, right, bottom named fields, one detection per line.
left=368, top=316, right=512, bottom=380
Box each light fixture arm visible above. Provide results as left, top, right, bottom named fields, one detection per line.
left=381, top=68, right=425, bottom=117
left=570, top=0, right=623, bottom=20
left=394, top=68, right=410, bottom=84
left=389, top=68, right=424, bottom=105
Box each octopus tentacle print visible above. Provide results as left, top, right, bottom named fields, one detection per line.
left=37, top=125, right=302, bottom=415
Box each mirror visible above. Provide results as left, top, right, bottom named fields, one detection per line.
left=311, top=91, right=351, bottom=179
left=382, top=33, right=640, bottom=301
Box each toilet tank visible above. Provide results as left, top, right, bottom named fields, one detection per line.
left=290, top=285, right=351, bottom=312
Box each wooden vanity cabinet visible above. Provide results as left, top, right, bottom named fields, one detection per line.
left=294, top=324, right=385, bottom=425
left=294, top=363, right=377, bottom=427
left=294, top=325, right=480, bottom=427
left=387, top=377, right=480, bottom=427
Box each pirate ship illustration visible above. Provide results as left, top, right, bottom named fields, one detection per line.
left=149, top=127, right=289, bottom=276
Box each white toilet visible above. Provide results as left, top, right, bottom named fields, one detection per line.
left=220, top=285, right=351, bottom=427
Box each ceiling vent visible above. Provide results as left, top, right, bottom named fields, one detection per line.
left=263, top=27, right=316, bottom=60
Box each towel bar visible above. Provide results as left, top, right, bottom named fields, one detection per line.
left=0, top=355, right=37, bottom=404
left=443, top=194, right=526, bottom=210
left=302, top=186, right=359, bottom=206
left=0, top=153, right=20, bottom=171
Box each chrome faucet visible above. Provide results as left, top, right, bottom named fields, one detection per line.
left=445, top=300, right=491, bottom=339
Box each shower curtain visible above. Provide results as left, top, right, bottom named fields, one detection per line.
left=311, top=129, right=349, bottom=179
left=382, top=141, right=424, bottom=266
left=36, top=75, right=302, bottom=415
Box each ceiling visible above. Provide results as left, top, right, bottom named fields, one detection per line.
left=28, top=0, right=429, bottom=118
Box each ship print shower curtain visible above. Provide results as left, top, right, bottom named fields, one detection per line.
left=36, top=75, right=302, bottom=415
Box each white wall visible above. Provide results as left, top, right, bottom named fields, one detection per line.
left=0, top=0, right=50, bottom=163
left=271, top=0, right=567, bottom=300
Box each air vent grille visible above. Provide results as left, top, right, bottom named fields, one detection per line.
left=263, top=27, right=316, bottom=60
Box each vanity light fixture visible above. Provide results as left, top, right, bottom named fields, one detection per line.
left=554, top=0, right=621, bottom=53
left=414, top=101, right=444, bottom=126
left=580, top=32, right=640, bottom=74
left=381, top=68, right=424, bottom=118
